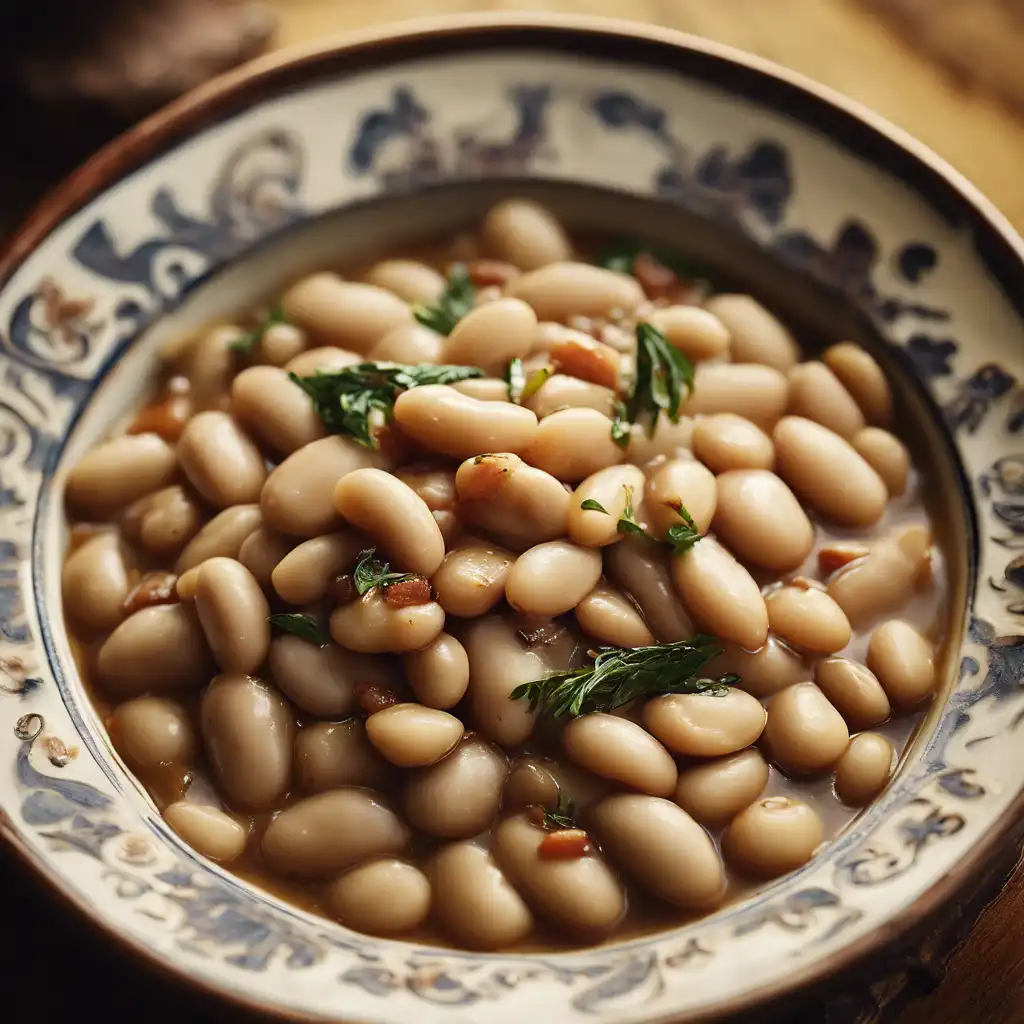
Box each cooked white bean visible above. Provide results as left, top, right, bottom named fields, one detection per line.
left=787, top=361, right=866, bottom=439
left=194, top=558, right=270, bottom=674
left=366, top=704, right=464, bottom=767
left=866, top=620, right=936, bottom=708
left=165, top=802, right=248, bottom=863
left=329, top=589, right=444, bottom=654
left=281, top=273, right=409, bottom=353
left=177, top=412, right=266, bottom=509
left=647, top=306, right=731, bottom=362
left=523, top=408, right=624, bottom=482
left=394, top=464, right=456, bottom=512
left=432, top=539, right=514, bottom=617
left=773, top=416, right=887, bottom=527
left=525, top=374, right=616, bottom=418
left=503, top=758, right=561, bottom=810
left=258, top=322, right=307, bottom=366
left=463, top=616, right=545, bottom=746
left=394, top=385, right=538, bottom=458
left=175, top=504, right=262, bottom=573
left=644, top=459, right=716, bottom=539
left=712, top=469, right=814, bottom=572
left=834, top=732, right=894, bottom=805
left=765, top=586, right=851, bottom=654
left=284, top=346, right=361, bottom=376
left=626, top=415, right=695, bottom=465
left=671, top=538, right=768, bottom=650
left=704, top=294, right=799, bottom=370
left=707, top=636, right=809, bottom=699
left=334, top=468, right=445, bottom=576
left=237, top=527, right=293, bottom=589
left=605, top=534, right=696, bottom=642
left=267, top=635, right=387, bottom=717
left=327, top=858, right=431, bottom=935
left=62, top=532, right=132, bottom=632
left=369, top=321, right=443, bottom=364
left=66, top=433, right=177, bottom=516
left=852, top=427, right=910, bottom=496
left=455, top=454, right=569, bottom=550
left=271, top=531, right=365, bottom=606
left=507, top=262, right=643, bottom=321
left=181, top=325, right=239, bottom=411
left=574, top=582, right=654, bottom=648
left=200, top=674, right=293, bottom=808
left=98, top=604, right=213, bottom=696
left=294, top=719, right=392, bottom=793
left=505, top=541, right=602, bottom=616
left=590, top=794, right=724, bottom=909
left=429, top=842, right=535, bottom=950
left=403, top=736, right=507, bottom=837
left=262, top=788, right=410, bottom=875
left=763, top=682, right=849, bottom=775
left=827, top=525, right=931, bottom=628
left=450, top=377, right=511, bottom=401
left=683, top=363, right=789, bottom=428
left=404, top=633, right=470, bottom=709
left=443, top=298, right=537, bottom=375
left=722, top=797, right=823, bottom=878
left=231, top=366, right=324, bottom=455
left=261, top=436, right=387, bottom=538
left=814, top=657, right=891, bottom=730
left=674, top=748, right=769, bottom=826
left=123, top=485, right=202, bottom=556
left=823, top=342, right=893, bottom=427
left=364, top=259, right=446, bottom=304
left=481, top=199, right=572, bottom=270
left=643, top=689, right=766, bottom=757
left=491, top=812, right=625, bottom=937
left=112, top=696, right=195, bottom=769
left=563, top=714, right=677, bottom=796
left=691, top=414, right=774, bottom=473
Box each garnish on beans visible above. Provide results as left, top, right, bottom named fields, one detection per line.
left=229, top=304, right=287, bottom=355
left=539, top=829, right=592, bottom=860
left=411, top=264, right=476, bottom=335
left=267, top=612, right=327, bottom=645
left=352, top=546, right=425, bottom=596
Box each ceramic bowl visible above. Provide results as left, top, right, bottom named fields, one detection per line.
left=1, top=14, right=1022, bottom=1023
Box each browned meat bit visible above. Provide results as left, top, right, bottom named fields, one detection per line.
left=383, top=578, right=432, bottom=608
left=123, top=571, right=179, bottom=615
left=818, top=542, right=870, bottom=576
left=467, top=259, right=521, bottom=289
left=328, top=573, right=358, bottom=605
left=539, top=828, right=591, bottom=859
left=128, top=377, right=192, bottom=442
left=633, top=252, right=680, bottom=301
left=355, top=680, right=402, bottom=715
left=549, top=332, right=621, bottom=390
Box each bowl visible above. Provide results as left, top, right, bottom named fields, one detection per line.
left=1, top=13, right=1023, bottom=1023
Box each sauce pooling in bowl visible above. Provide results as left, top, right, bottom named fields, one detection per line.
left=63, top=197, right=949, bottom=950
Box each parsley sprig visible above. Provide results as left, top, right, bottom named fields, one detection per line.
left=579, top=485, right=702, bottom=551
left=290, top=362, right=484, bottom=446
left=510, top=635, right=736, bottom=718
left=412, top=264, right=476, bottom=335
left=230, top=304, right=286, bottom=354
left=353, top=547, right=421, bottom=595
left=626, top=323, right=696, bottom=436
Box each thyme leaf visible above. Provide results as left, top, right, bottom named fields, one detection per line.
left=411, top=264, right=476, bottom=335
left=267, top=613, right=326, bottom=645
left=616, top=484, right=645, bottom=536
left=626, top=323, right=695, bottom=437
left=580, top=498, right=609, bottom=514
left=352, top=547, right=421, bottom=595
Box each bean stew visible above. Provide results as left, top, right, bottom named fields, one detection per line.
left=63, top=197, right=950, bottom=950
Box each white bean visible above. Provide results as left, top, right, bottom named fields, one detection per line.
left=432, top=539, right=514, bottom=618
left=626, top=415, right=695, bottom=466
left=507, top=262, right=643, bottom=321
left=370, top=321, right=443, bottom=364
left=703, top=294, right=799, bottom=370
left=574, top=582, right=654, bottom=648
left=643, top=689, right=766, bottom=757
left=443, top=298, right=537, bottom=375
left=366, top=703, right=464, bottom=767
left=66, top=434, right=177, bottom=516
left=481, top=199, right=572, bottom=270
left=285, top=346, right=361, bottom=376
left=866, top=620, right=936, bottom=708
left=165, top=802, right=248, bottom=863
left=644, top=459, right=717, bottom=539
left=62, top=532, right=132, bottom=632
left=177, top=411, right=267, bottom=509
left=852, top=427, right=910, bottom=496
left=691, top=414, right=774, bottom=473
left=404, top=633, right=470, bottom=709
left=175, top=504, right=262, bottom=573
left=683, top=363, right=789, bottom=428
left=271, top=531, right=365, bottom=606
left=814, top=657, right=891, bottom=730
left=707, top=636, right=809, bottom=699
left=258, top=322, right=307, bottom=366
left=647, top=306, right=731, bottom=362
left=450, top=377, right=510, bottom=401
left=787, top=361, right=866, bottom=439
left=364, top=259, right=446, bottom=304
left=523, top=408, right=624, bottom=482
left=765, top=586, right=851, bottom=654
left=568, top=465, right=646, bottom=547
left=722, top=797, right=823, bottom=878
left=823, top=342, right=893, bottom=427
left=327, top=858, right=431, bottom=935
left=123, top=485, right=202, bottom=556
left=674, top=748, right=769, bottom=826
left=329, top=590, right=444, bottom=654
left=230, top=366, right=324, bottom=455
left=834, top=732, right=894, bottom=805
left=236, top=527, right=294, bottom=590
left=112, top=696, right=195, bottom=770
left=763, top=682, right=849, bottom=775
left=563, top=714, right=677, bottom=796
left=294, top=719, right=392, bottom=793
left=525, top=374, right=616, bottom=419
left=194, top=558, right=270, bottom=674
left=505, top=541, right=602, bottom=616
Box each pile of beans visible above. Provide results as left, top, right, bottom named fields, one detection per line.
left=62, top=198, right=946, bottom=950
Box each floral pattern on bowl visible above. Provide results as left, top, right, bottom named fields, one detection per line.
left=0, top=21, right=1023, bottom=1023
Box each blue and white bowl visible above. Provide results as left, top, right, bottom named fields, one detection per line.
left=1, top=14, right=1022, bottom=1022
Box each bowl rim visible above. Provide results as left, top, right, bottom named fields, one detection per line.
left=2, top=12, right=1023, bottom=1022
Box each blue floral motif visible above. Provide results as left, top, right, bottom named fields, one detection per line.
left=733, top=888, right=863, bottom=946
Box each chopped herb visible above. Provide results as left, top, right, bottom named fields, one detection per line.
left=510, top=635, right=737, bottom=719
left=625, top=323, right=695, bottom=437
left=597, top=240, right=707, bottom=281
left=610, top=400, right=631, bottom=448
left=267, top=613, right=327, bottom=645
left=229, top=304, right=287, bottom=354
left=505, top=357, right=527, bottom=403
left=352, top=547, right=422, bottom=596
left=616, top=484, right=645, bottom=536
left=412, top=264, right=476, bottom=335
left=290, top=362, right=484, bottom=446
left=666, top=502, right=702, bottom=554
left=580, top=498, right=609, bottom=514
left=542, top=798, right=577, bottom=831
left=522, top=364, right=553, bottom=401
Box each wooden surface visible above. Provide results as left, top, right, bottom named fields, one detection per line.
left=258, top=2, right=1024, bottom=1022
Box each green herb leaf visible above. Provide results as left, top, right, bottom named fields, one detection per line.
left=626, top=323, right=695, bottom=437
left=509, top=636, right=738, bottom=718
left=666, top=502, right=702, bottom=554
left=596, top=240, right=707, bottom=281
left=229, top=304, right=286, bottom=354
left=521, top=364, right=553, bottom=402
left=412, top=264, right=476, bottom=335
left=542, top=798, right=577, bottom=831
left=352, top=547, right=421, bottom=595
left=610, top=400, right=631, bottom=449
left=290, top=361, right=485, bottom=446
left=616, top=484, right=645, bottom=536
left=580, top=498, right=609, bottom=514
left=505, top=357, right=527, bottom=403
left=267, top=613, right=326, bottom=645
